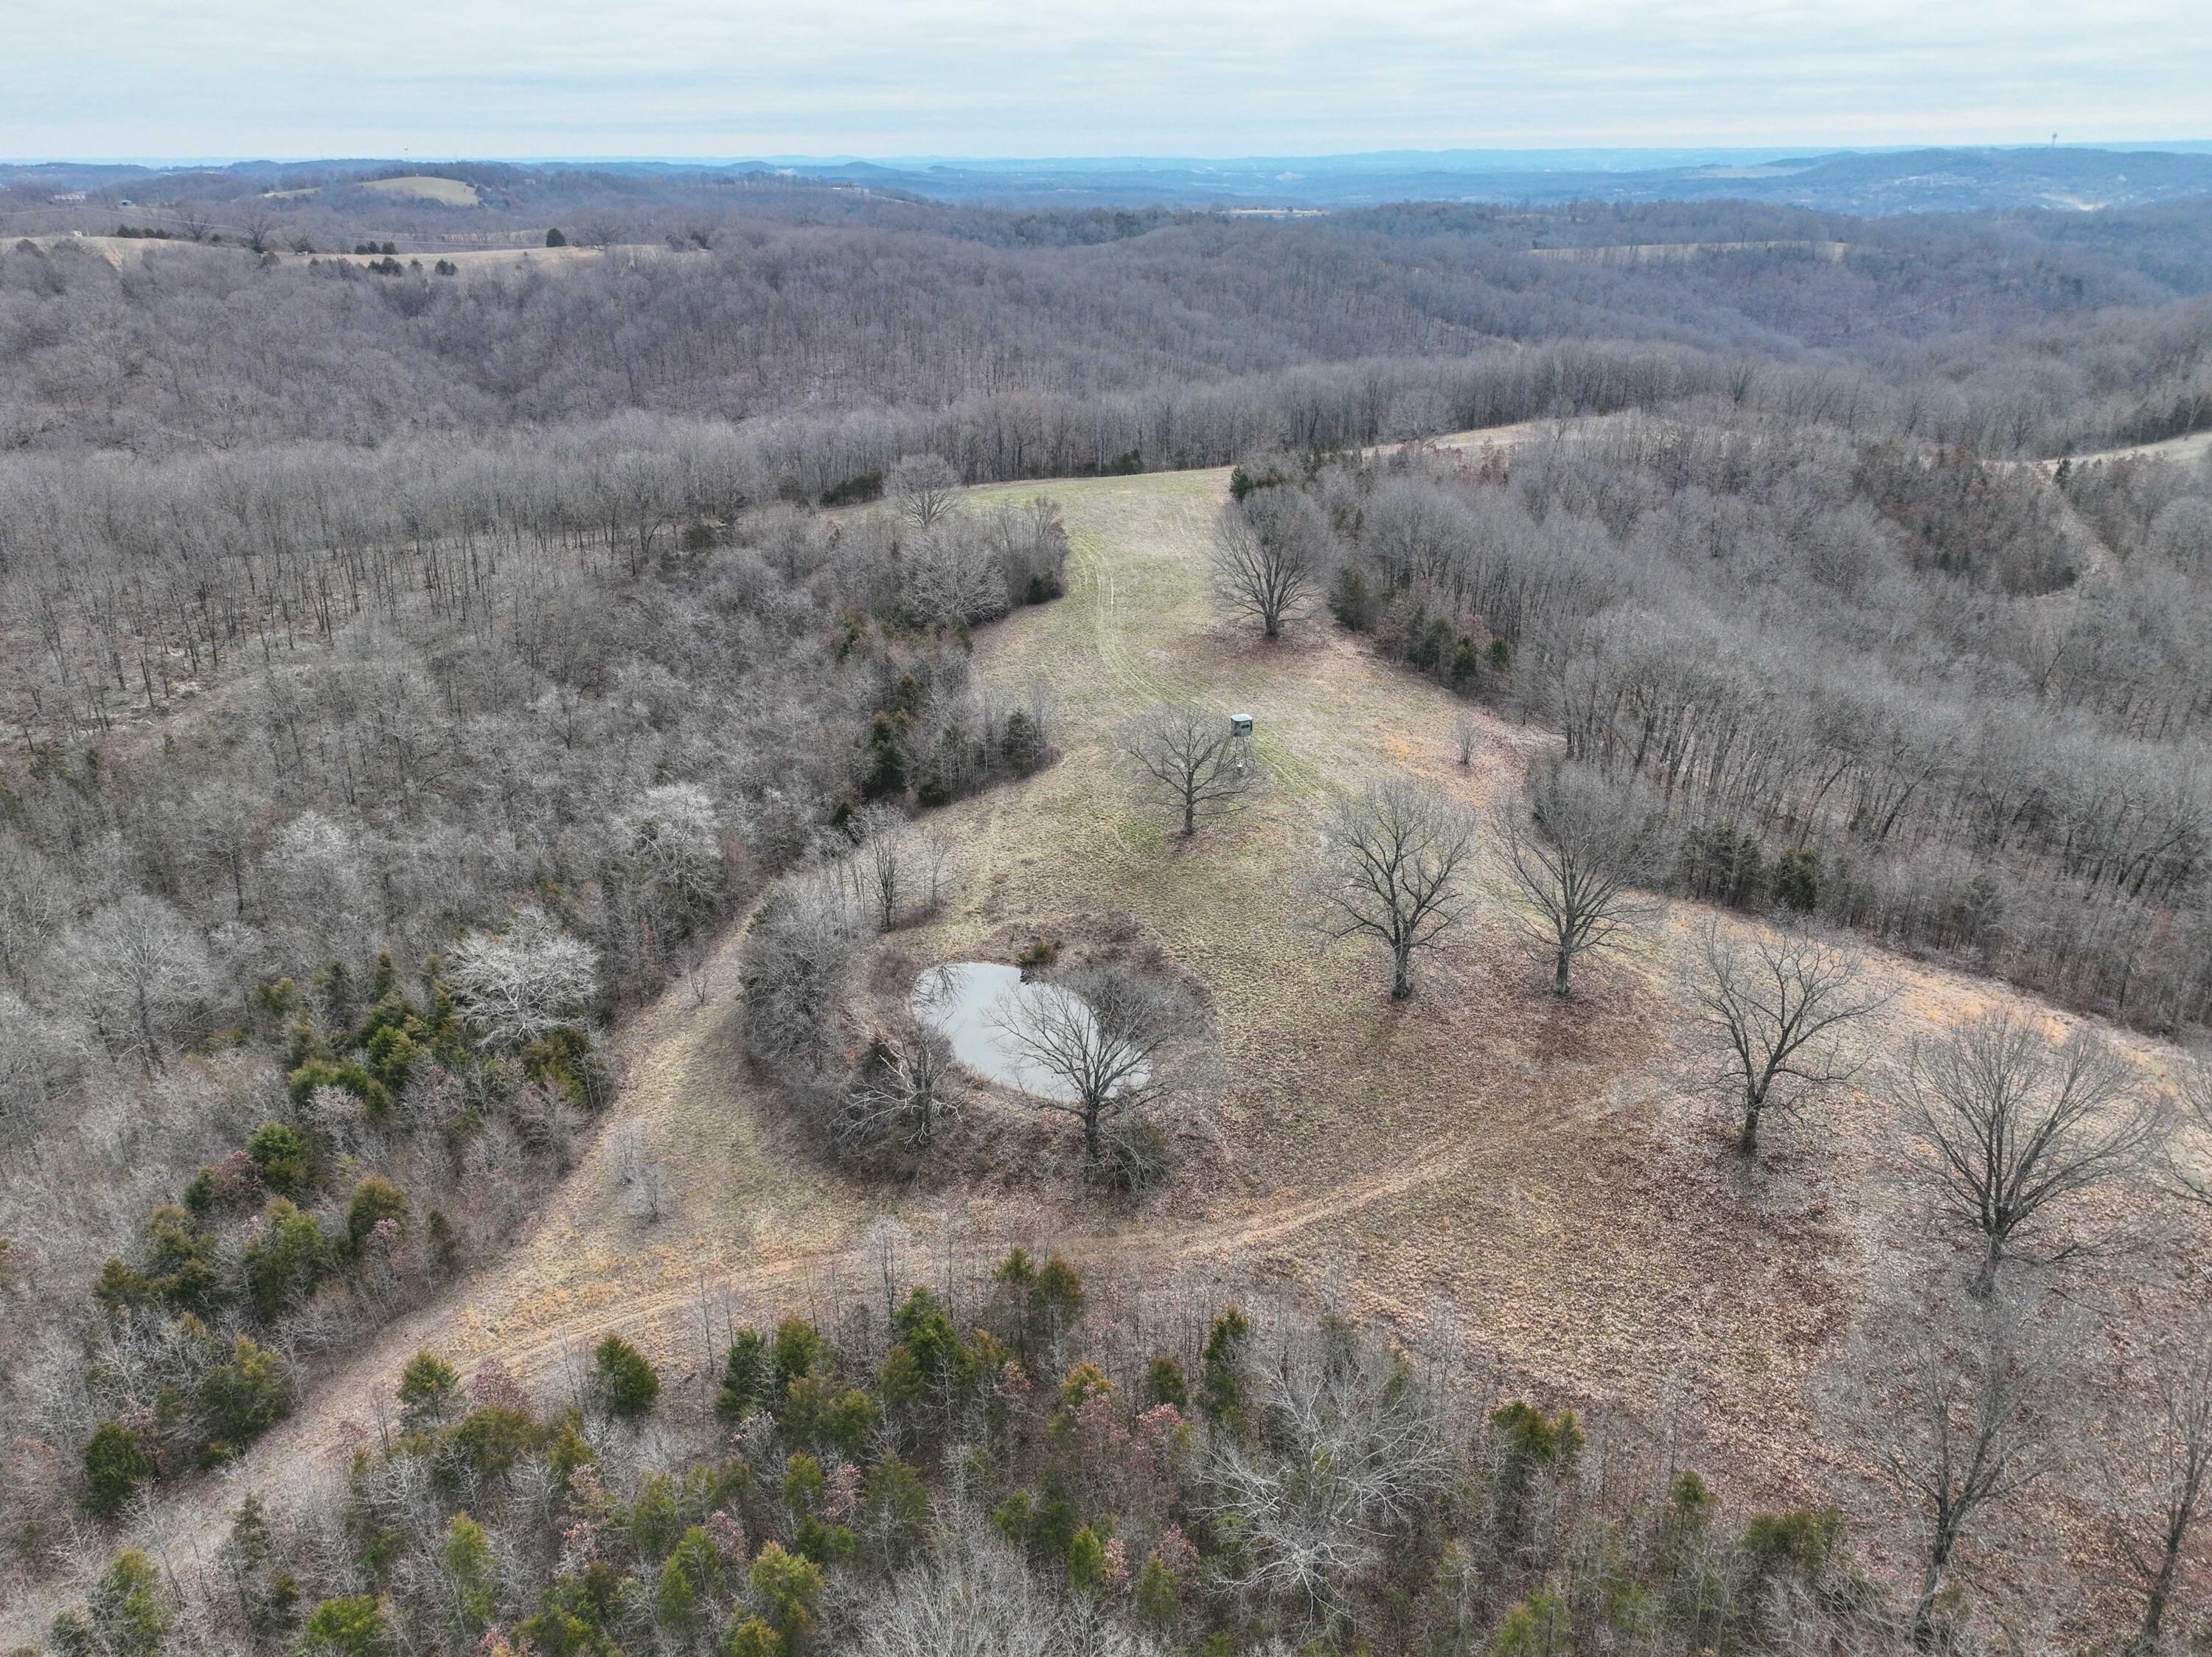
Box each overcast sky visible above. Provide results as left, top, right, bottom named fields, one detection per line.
left=5, top=0, right=2208, bottom=161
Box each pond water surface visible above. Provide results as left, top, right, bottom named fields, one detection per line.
left=910, top=961, right=1090, bottom=1100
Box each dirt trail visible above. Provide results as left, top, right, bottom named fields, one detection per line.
left=2056, top=428, right=2212, bottom=470
left=10, top=440, right=2202, bottom=1639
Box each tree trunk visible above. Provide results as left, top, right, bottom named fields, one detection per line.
left=1912, top=1529, right=1956, bottom=1649
left=1391, top=947, right=1414, bottom=1001
left=1737, top=1093, right=1761, bottom=1155
left=135, top=982, right=162, bottom=1074
left=1972, top=1237, right=2003, bottom=1299
left=2139, top=1545, right=2177, bottom=1656
left=1551, top=947, right=1571, bottom=998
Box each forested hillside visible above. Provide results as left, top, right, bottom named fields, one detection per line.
left=6, top=180, right=2212, bottom=1656
left=5, top=195, right=2212, bottom=454
left=1284, top=417, right=2212, bottom=1030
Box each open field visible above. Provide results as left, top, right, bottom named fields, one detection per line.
left=1523, top=239, right=1856, bottom=265
left=2063, top=427, right=2212, bottom=468
left=13, top=448, right=2202, bottom=1640
left=260, top=176, right=484, bottom=206
left=358, top=175, right=482, bottom=206
left=25, top=232, right=683, bottom=270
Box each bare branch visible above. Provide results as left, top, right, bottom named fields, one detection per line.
left=1907, top=1012, right=2169, bottom=1295
left=2093, top=1307, right=2212, bottom=1655
left=843, top=1019, right=964, bottom=1149
left=992, top=964, right=1199, bottom=1174
left=1693, top=922, right=1885, bottom=1156
left=1126, top=703, right=1259, bottom=838
left=445, top=906, right=599, bottom=1053
left=1197, top=1320, right=1453, bottom=1614
left=1826, top=1279, right=2082, bottom=1648
left=1209, top=493, right=1332, bottom=640
left=1318, top=779, right=1479, bottom=1001
left=1496, top=763, right=1669, bottom=998
left=888, top=453, right=961, bottom=530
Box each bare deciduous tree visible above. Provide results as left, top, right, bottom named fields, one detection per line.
left=2098, top=1315, right=2212, bottom=1656
left=740, top=872, right=864, bottom=1074
left=1199, top=1319, right=1454, bottom=1614
left=888, top=453, right=961, bottom=530
left=445, top=906, right=600, bottom=1053
left=844, top=1020, right=962, bottom=1149
left=64, top=894, right=217, bottom=1072
left=1498, top=763, right=1669, bottom=998
left=1127, top=704, right=1257, bottom=838
left=1452, top=715, right=1479, bottom=768
left=849, top=807, right=953, bottom=932
left=1319, top=780, right=1479, bottom=1000
left=850, top=1523, right=1141, bottom=1657
left=1694, top=923, right=1883, bottom=1156
left=995, top=965, right=1198, bottom=1173
left=605, top=1122, right=673, bottom=1225
left=1907, top=1013, right=2168, bottom=1294
left=902, top=522, right=1008, bottom=628
left=0, top=989, right=80, bottom=1139
left=613, top=782, right=726, bottom=928
left=918, top=824, right=956, bottom=914
left=1209, top=495, right=1330, bottom=640
left=1830, top=1283, right=2078, bottom=1650
left=2162, top=1053, right=2212, bottom=1209
left=854, top=807, right=916, bottom=932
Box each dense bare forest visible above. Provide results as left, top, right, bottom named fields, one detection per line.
left=6, top=176, right=2212, bottom=1656
left=1276, top=416, right=2212, bottom=1030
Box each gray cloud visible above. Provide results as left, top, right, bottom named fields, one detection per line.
left=4, top=0, right=2207, bottom=159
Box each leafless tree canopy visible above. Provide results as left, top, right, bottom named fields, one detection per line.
left=1498, top=761, right=1669, bottom=997
left=1198, top=1323, right=1454, bottom=1614
left=1127, top=704, right=1258, bottom=838
left=844, top=1019, right=964, bottom=1150
left=847, top=805, right=956, bottom=932
left=740, top=871, right=866, bottom=1075
left=1907, top=1012, right=2170, bottom=1293
left=902, top=521, right=1009, bottom=629
left=604, top=1120, right=674, bottom=1226
left=993, top=964, right=1200, bottom=1173
left=888, top=452, right=961, bottom=529
left=61, top=894, right=217, bottom=1071
left=1693, top=923, right=1884, bottom=1156
left=1208, top=493, right=1332, bottom=640
left=2163, top=1054, right=2212, bottom=1208
left=1319, top=779, right=1480, bottom=1000
left=2098, top=1313, right=2212, bottom=1655
left=1830, top=1282, right=2081, bottom=1649
left=1452, top=715, right=1479, bottom=768
left=853, top=1521, right=1169, bottom=1657
left=445, top=906, right=602, bottom=1052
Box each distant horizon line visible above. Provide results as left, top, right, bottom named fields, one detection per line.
left=11, top=139, right=2212, bottom=171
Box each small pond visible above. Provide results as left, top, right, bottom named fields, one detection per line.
left=910, top=961, right=1093, bottom=1101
